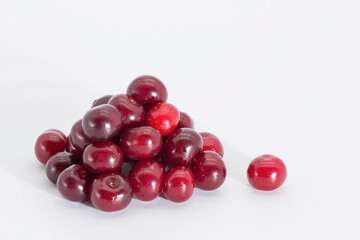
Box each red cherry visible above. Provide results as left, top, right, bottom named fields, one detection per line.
left=200, top=132, right=224, bottom=157
left=35, top=130, right=67, bottom=164
left=163, top=166, right=194, bottom=203
left=129, top=159, right=165, bottom=201
left=146, top=102, right=180, bottom=136
left=65, top=136, right=83, bottom=159
left=45, top=152, right=80, bottom=184
left=191, top=151, right=226, bottom=190
left=90, top=173, right=132, bottom=212
left=70, top=119, right=92, bottom=153
left=247, top=154, right=287, bottom=191
left=44, top=129, right=67, bottom=142
left=92, top=95, right=113, bottom=108
left=176, top=111, right=194, bottom=129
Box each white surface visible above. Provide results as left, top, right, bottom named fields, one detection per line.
left=0, top=1, right=359, bottom=239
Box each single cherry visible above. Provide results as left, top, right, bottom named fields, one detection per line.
left=70, top=119, right=92, bottom=153
left=90, top=173, right=132, bottom=212
left=45, top=152, right=80, bottom=184
left=163, top=167, right=194, bottom=203
left=247, top=154, right=287, bottom=191
left=35, top=129, right=67, bottom=164
left=92, top=95, right=113, bottom=108
left=146, top=102, right=180, bottom=136
left=176, top=111, right=194, bottom=129
left=65, top=136, right=83, bottom=159
left=200, top=132, right=224, bottom=157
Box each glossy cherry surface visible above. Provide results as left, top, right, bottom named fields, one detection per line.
left=191, top=151, right=226, bottom=190
left=108, top=94, right=145, bottom=129
left=119, top=126, right=162, bottom=160
left=83, top=142, right=124, bottom=173
left=129, top=159, right=165, bottom=201
left=92, top=95, right=113, bottom=108
left=65, top=136, right=83, bottom=159
left=247, top=154, right=287, bottom=191
left=82, top=104, right=122, bottom=142
left=162, top=128, right=203, bottom=166
left=200, top=132, right=224, bottom=157
left=70, top=119, right=92, bottom=152
left=176, top=111, right=194, bottom=129
left=90, top=173, right=132, bottom=212
left=35, top=130, right=67, bottom=164
left=146, top=102, right=180, bottom=136
left=127, top=75, right=167, bottom=108
left=44, top=129, right=67, bottom=142
left=45, top=152, right=80, bottom=184
left=163, top=167, right=194, bottom=203
left=57, top=164, right=92, bottom=202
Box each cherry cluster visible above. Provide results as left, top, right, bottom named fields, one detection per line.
left=35, top=76, right=226, bottom=212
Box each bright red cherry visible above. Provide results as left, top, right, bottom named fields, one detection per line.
left=70, top=119, right=92, bottom=153
left=162, top=128, right=203, bottom=167
left=191, top=151, right=226, bottom=190
left=176, top=111, right=194, bottom=129
left=92, top=95, right=113, bottom=108
left=129, top=159, right=165, bottom=201
left=57, top=164, right=92, bottom=202
left=65, top=136, right=83, bottom=159
left=44, top=129, right=67, bottom=142
left=247, top=154, right=287, bottom=191
left=199, top=132, right=224, bottom=157
left=127, top=75, right=167, bottom=108
left=90, top=173, right=132, bottom=212
left=146, top=102, right=180, bottom=136
left=82, top=104, right=122, bottom=142
left=35, top=130, right=67, bottom=164
left=45, top=152, right=80, bottom=184
left=163, top=167, right=194, bottom=203
left=108, top=94, right=145, bottom=129
left=119, top=126, right=162, bottom=160
left=83, top=142, right=124, bottom=173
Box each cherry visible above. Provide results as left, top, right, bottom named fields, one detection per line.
left=162, top=128, right=203, bottom=167
left=83, top=142, right=124, bottom=173
left=82, top=104, right=122, bottom=142
left=57, top=164, right=92, bottom=202
left=163, top=167, right=194, bottom=203
left=45, top=152, right=80, bottom=184
left=146, top=102, right=180, bottom=136
left=92, top=95, right=113, bottom=108
left=44, top=129, right=67, bottom=142
left=65, top=136, right=83, bottom=159
left=176, top=111, right=194, bottom=129
left=247, top=154, right=287, bottom=191
left=90, top=173, right=132, bottom=212
left=127, top=75, right=167, bottom=108
left=35, top=130, right=67, bottom=164
left=129, top=159, right=165, bottom=201
left=108, top=94, right=145, bottom=129
left=119, top=126, right=162, bottom=160
left=70, top=119, right=92, bottom=153
left=191, top=151, right=226, bottom=190
left=199, top=132, right=224, bottom=157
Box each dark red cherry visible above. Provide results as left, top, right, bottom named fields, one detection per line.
left=44, top=129, right=67, bottom=142
left=83, top=142, right=124, bottom=173
left=90, top=173, right=132, bottom=212
left=191, top=151, right=226, bottom=190
left=70, top=119, right=92, bottom=152
left=92, top=95, right=113, bottom=108
left=200, top=132, right=224, bottom=157
left=35, top=130, right=67, bottom=164
left=145, top=102, right=180, bottom=136
left=247, top=154, right=287, bottom=191
left=154, top=152, right=174, bottom=173
left=127, top=75, right=167, bottom=108
left=45, top=152, right=80, bottom=184
left=119, top=126, right=162, bottom=160
left=163, top=167, right=194, bottom=203
left=65, top=136, right=83, bottom=159
left=129, top=159, right=165, bottom=201
left=162, top=128, right=203, bottom=167
left=57, top=164, right=92, bottom=202
left=82, top=104, right=122, bottom=142
left=108, top=94, right=145, bottom=129
left=176, top=111, right=194, bottom=129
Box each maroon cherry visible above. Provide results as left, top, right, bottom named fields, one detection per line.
left=119, top=126, right=162, bottom=160
left=176, top=111, right=194, bottom=129
left=129, top=159, right=165, bottom=201
left=108, top=94, right=145, bottom=129
left=82, top=104, right=122, bottom=142
left=83, top=142, right=124, bottom=173
left=92, top=95, right=113, bottom=108
left=163, top=167, right=194, bottom=203
left=45, top=152, right=80, bottom=184
left=162, top=128, right=203, bottom=167
left=191, top=151, right=226, bottom=190
left=70, top=119, right=92, bottom=152
left=90, top=173, right=132, bottom=212
left=200, top=132, right=224, bottom=157
left=65, top=136, right=83, bottom=159
left=247, top=154, right=287, bottom=191
left=146, top=102, right=180, bottom=136
left=35, top=130, right=67, bottom=164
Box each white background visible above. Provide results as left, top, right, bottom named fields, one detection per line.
left=0, top=0, right=359, bottom=239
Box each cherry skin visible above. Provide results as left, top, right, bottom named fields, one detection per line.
left=162, top=128, right=203, bottom=167
left=127, top=75, right=168, bottom=108
left=90, top=173, right=132, bottom=212
left=146, top=102, right=180, bottom=136
left=163, top=167, right=194, bottom=203
left=82, top=104, right=122, bottom=142
left=92, top=95, right=113, bottom=108
left=247, top=154, right=287, bottom=191
left=199, top=132, right=224, bottom=157
left=83, top=142, right=124, bottom=174
left=44, top=129, right=67, bottom=142
left=70, top=119, right=92, bottom=153
left=176, top=111, right=194, bottom=129
left=129, top=159, right=165, bottom=201
left=119, top=126, right=162, bottom=160
left=108, top=94, right=145, bottom=129
left=65, top=136, right=83, bottom=159
left=57, top=164, right=92, bottom=202
left=191, top=151, right=226, bottom=190
left=35, top=130, right=67, bottom=164
left=45, top=152, right=80, bottom=184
